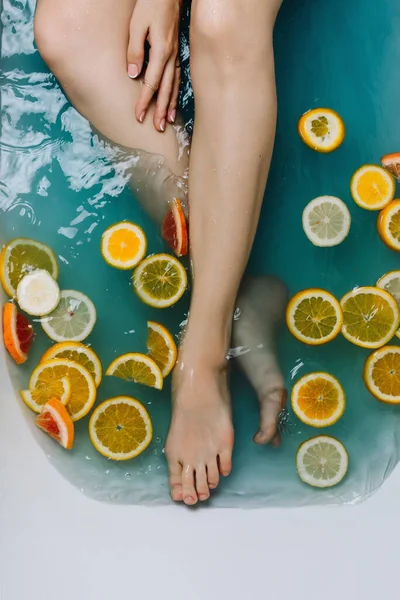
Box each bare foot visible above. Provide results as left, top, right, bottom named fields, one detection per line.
left=232, top=276, right=288, bottom=445
left=165, top=356, right=234, bottom=505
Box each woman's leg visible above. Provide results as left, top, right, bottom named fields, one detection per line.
left=165, top=0, right=283, bottom=504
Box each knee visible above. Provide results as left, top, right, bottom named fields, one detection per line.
left=34, top=5, right=82, bottom=72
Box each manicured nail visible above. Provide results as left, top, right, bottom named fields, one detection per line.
left=160, top=119, right=166, bottom=132
left=128, top=64, right=139, bottom=79
left=139, top=111, right=146, bottom=123
left=169, top=109, right=176, bottom=123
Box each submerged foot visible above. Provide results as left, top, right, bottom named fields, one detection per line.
left=232, top=276, right=288, bottom=446
left=165, top=354, right=234, bottom=505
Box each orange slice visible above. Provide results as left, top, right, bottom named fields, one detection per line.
left=350, top=165, right=395, bottom=210
left=40, top=341, right=102, bottom=387
left=106, top=353, right=163, bottom=390
left=381, top=152, right=400, bottom=182
left=364, top=346, right=400, bottom=404
left=286, top=289, right=343, bottom=345
left=377, top=199, right=400, bottom=252
left=291, top=372, right=346, bottom=427
left=89, top=396, right=153, bottom=460
left=161, top=198, right=188, bottom=257
left=21, top=377, right=71, bottom=413
left=147, top=321, right=177, bottom=377
left=298, top=108, right=345, bottom=153
left=27, top=359, right=96, bottom=421
left=36, top=397, right=74, bottom=449
left=340, top=286, right=400, bottom=349
left=3, top=303, right=34, bottom=364
left=101, top=222, right=147, bottom=269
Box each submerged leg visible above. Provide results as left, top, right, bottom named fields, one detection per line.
left=165, top=0, right=283, bottom=505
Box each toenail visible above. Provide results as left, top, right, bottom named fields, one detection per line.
left=185, top=496, right=195, bottom=504
left=199, top=494, right=209, bottom=501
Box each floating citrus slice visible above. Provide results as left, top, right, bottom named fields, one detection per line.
left=286, top=289, right=343, bottom=345
left=376, top=271, right=400, bottom=339
left=340, top=286, right=400, bottom=349
left=36, top=397, right=74, bottom=450
left=0, top=238, right=58, bottom=298
left=298, top=108, right=345, bottom=153
left=161, top=198, right=188, bottom=257
left=381, top=152, right=400, bottom=182
left=40, top=341, right=102, bottom=387
left=377, top=199, right=400, bottom=252
left=101, top=221, right=147, bottom=269
left=106, top=353, right=163, bottom=390
left=41, top=290, right=97, bottom=342
left=89, top=396, right=153, bottom=460
left=296, top=435, right=348, bottom=488
left=3, top=303, right=34, bottom=364
left=350, top=165, right=395, bottom=210
left=133, top=253, right=188, bottom=308
left=21, top=376, right=71, bottom=413
left=302, top=196, right=351, bottom=247
left=291, top=372, right=346, bottom=428
left=27, top=359, right=96, bottom=421
left=17, top=270, right=60, bottom=316
left=364, top=346, right=400, bottom=404
left=147, top=321, right=177, bottom=377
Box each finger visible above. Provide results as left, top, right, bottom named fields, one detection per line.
left=168, top=64, right=181, bottom=123
left=127, top=18, right=147, bottom=80
left=135, top=45, right=171, bottom=124
left=154, top=57, right=176, bottom=132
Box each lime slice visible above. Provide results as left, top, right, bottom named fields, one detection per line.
left=0, top=238, right=58, bottom=297
left=296, top=435, right=348, bottom=488
left=133, top=253, right=187, bottom=308
left=17, top=270, right=60, bottom=316
left=302, top=196, right=351, bottom=247
left=41, top=290, right=97, bottom=342
left=377, top=271, right=400, bottom=339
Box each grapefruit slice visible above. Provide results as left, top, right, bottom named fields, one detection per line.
left=36, top=397, right=74, bottom=449
left=161, top=198, right=188, bottom=256
left=3, top=303, right=34, bottom=364
left=381, top=152, right=400, bottom=182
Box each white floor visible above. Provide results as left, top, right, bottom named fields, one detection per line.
left=1, top=364, right=399, bottom=600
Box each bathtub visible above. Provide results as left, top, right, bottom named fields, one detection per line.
left=1, top=339, right=399, bottom=600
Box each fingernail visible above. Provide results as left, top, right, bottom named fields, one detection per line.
left=128, top=64, right=139, bottom=79
left=139, top=111, right=146, bottom=123
left=169, top=109, right=176, bottom=123
left=160, top=118, right=166, bottom=132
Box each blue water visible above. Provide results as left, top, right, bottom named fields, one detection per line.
left=1, top=0, right=400, bottom=507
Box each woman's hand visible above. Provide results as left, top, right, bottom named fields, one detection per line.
left=127, top=0, right=182, bottom=132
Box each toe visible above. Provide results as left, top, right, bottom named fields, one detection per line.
left=206, top=460, right=220, bottom=490
left=255, top=388, right=286, bottom=445
left=195, top=466, right=210, bottom=501
left=182, top=465, right=198, bottom=505
left=168, top=461, right=183, bottom=502
left=218, top=450, right=232, bottom=477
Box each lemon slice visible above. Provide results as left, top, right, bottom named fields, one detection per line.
left=350, top=165, right=395, bottom=210
left=41, top=290, right=97, bottom=342
left=133, top=253, right=187, bottom=308
left=377, top=199, right=400, bottom=251
left=28, top=359, right=97, bottom=421
left=340, top=286, right=400, bottom=349
left=21, top=376, right=71, bottom=413
left=302, top=196, right=351, bottom=247
left=291, top=372, right=346, bottom=428
left=16, top=270, right=60, bottom=316
left=147, top=321, right=177, bottom=377
left=40, top=342, right=102, bottom=387
left=101, top=222, right=147, bottom=269
left=0, top=238, right=58, bottom=298
left=89, top=396, right=153, bottom=460
left=377, top=271, right=400, bottom=339
left=298, top=108, right=345, bottom=153
left=286, top=289, right=343, bottom=345
left=106, top=353, right=163, bottom=390
left=364, top=346, right=400, bottom=404
left=296, top=435, right=348, bottom=488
